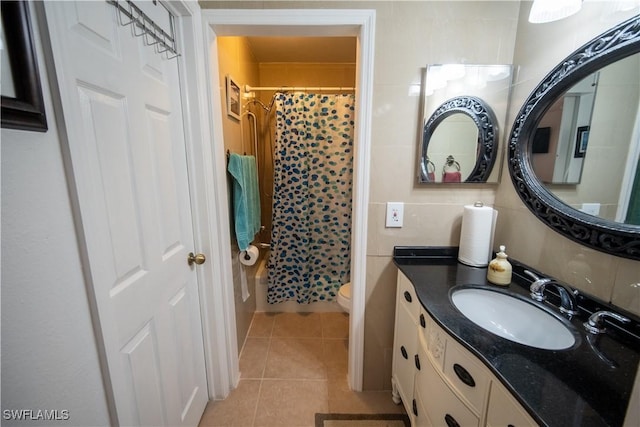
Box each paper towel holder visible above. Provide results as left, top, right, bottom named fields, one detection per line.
left=474, top=201, right=484, bottom=207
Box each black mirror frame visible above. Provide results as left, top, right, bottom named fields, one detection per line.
left=508, top=15, right=640, bottom=261
left=419, top=96, right=498, bottom=183
left=1, top=1, right=47, bottom=132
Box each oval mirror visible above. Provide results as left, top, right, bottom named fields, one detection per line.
left=509, top=15, right=640, bottom=260
left=418, top=64, right=513, bottom=184
left=419, top=96, right=498, bottom=182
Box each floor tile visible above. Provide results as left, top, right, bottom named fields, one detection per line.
left=198, top=380, right=261, bottom=427
left=272, top=312, right=323, bottom=338
left=248, top=312, right=277, bottom=337
left=202, top=311, right=402, bottom=426
left=321, top=312, right=349, bottom=339
left=323, top=339, right=348, bottom=380
left=240, top=338, right=270, bottom=379
left=253, top=379, right=328, bottom=427
left=264, top=337, right=326, bottom=380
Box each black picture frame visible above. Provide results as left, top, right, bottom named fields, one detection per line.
left=1, top=1, right=47, bottom=132
left=226, top=75, right=241, bottom=120
left=574, top=126, right=589, bottom=158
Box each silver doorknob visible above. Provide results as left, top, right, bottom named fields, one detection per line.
left=188, top=252, right=206, bottom=266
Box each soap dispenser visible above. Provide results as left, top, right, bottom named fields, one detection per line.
left=487, top=245, right=512, bottom=286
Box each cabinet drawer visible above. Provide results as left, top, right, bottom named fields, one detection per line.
left=397, top=271, right=420, bottom=323
left=443, top=337, right=490, bottom=414
left=416, top=336, right=480, bottom=427
left=487, top=381, right=538, bottom=427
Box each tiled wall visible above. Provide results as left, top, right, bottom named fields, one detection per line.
left=494, top=3, right=640, bottom=317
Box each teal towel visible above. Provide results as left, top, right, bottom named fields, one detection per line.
left=227, top=153, right=261, bottom=251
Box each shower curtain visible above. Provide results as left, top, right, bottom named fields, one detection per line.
left=268, top=92, right=355, bottom=304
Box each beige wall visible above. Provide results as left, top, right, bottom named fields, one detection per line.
left=204, top=1, right=640, bottom=392
left=217, top=36, right=261, bottom=351
left=494, top=2, right=640, bottom=317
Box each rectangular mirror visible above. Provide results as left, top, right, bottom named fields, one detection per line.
left=419, top=64, right=513, bottom=184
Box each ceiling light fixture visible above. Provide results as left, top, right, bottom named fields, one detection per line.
left=529, top=0, right=583, bottom=23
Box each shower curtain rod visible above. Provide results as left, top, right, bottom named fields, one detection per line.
left=244, top=84, right=355, bottom=92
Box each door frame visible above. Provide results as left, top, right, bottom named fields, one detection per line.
left=200, top=8, right=375, bottom=391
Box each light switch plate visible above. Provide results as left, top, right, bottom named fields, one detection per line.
left=386, top=202, right=404, bottom=228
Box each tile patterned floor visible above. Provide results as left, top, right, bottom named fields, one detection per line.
left=198, top=312, right=405, bottom=427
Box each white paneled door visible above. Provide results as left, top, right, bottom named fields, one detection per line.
left=44, top=2, right=208, bottom=426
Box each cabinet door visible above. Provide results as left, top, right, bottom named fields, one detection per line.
left=392, top=300, right=418, bottom=406
left=487, top=381, right=538, bottom=427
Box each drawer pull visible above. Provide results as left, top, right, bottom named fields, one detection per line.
left=453, top=363, right=476, bottom=387
left=401, top=346, right=408, bottom=360
left=404, top=291, right=412, bottom=303
left=412, top=399, right=418, bottom=416
left=444, top=414, right=460, bottom=427
left=414, top=354, right=421, bottom=370
left=420, top=313, right=426, bottom=328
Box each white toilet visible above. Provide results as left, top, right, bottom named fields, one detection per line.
left=337, top=282, right=351, bottom=313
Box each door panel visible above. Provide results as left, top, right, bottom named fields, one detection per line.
left=122, top=323, right=167, bottom=427
left=68, top=1, right=120, bottom=56
left=77, top=85, right=146, bottom=284
left=45, top=2, right=208, bottom=426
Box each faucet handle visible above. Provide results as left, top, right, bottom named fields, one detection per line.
left=584, top=311, right=631, bottom=334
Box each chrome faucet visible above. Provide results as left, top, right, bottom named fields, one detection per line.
left=584, top=311, right=630, bottom=334
left=524, top=270, right=580, bottom=316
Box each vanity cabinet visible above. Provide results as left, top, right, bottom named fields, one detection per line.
left=392, top=271, right=538, bottom=427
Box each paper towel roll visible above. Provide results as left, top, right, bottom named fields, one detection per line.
left=239, top=245, right=259, bottom=266
left=458, top=203, right=497, bottom=267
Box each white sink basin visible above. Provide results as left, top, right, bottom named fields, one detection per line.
left=451, top=288, right=576, bottom=350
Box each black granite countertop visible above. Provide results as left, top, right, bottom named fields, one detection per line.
left=393, top=246, right=640, bottom=427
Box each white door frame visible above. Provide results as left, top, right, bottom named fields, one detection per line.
left=200, top=9, right=375, bottom=392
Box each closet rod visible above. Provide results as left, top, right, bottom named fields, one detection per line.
left=244, top=84, right=354, bottom=92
